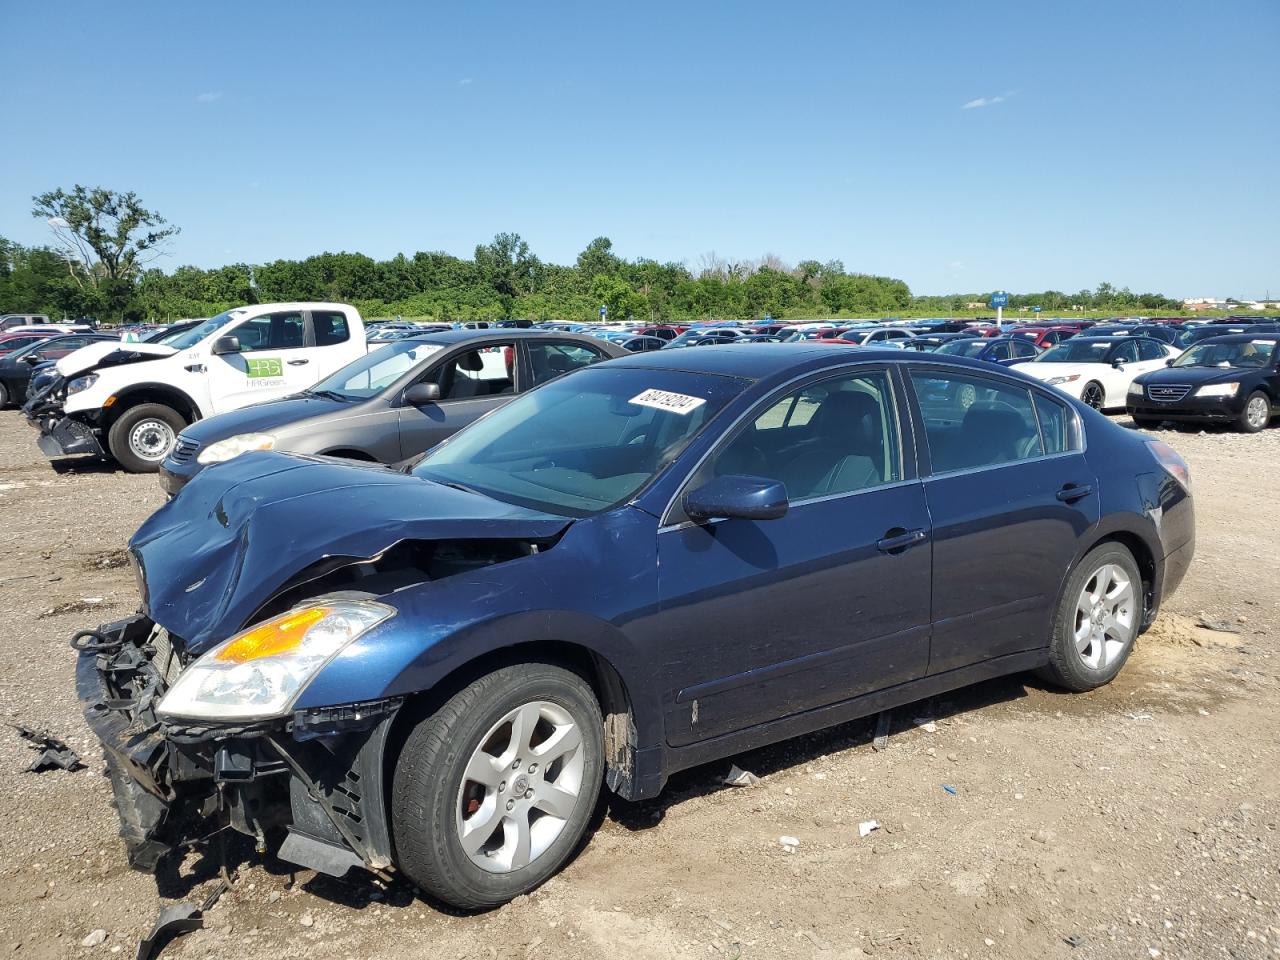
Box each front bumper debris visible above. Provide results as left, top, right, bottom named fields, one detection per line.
left=75, top=615, right=400, bottom=876
left=37, top=414, right=104, bottom=459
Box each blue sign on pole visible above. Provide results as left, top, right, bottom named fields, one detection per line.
left=599, top=305, right=607, bottom=320
left=1033, top=305, right=1042, bottom=313
left=990, top=292, right=1009, bottom=308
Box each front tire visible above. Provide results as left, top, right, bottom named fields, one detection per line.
left=1081, top=381, right=1106, bottom=410
left=0, top=381, right=9, bottom=408
left=1239, top=391, right=1271, bottom=433
left=106, top=403, right=185, bottom=473
left=1037, top=544, right=1143, bottom=692
left=392, top=662, right=604, bottom=910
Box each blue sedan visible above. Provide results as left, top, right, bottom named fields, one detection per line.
left=75, top=345, right=1194, bottom=909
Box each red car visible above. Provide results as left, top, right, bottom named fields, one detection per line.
left=0, top=332, right=57, bottom=357
left=1008, top=325, right=1081, bottom=348
left=635, top=325, right=689, bottom=341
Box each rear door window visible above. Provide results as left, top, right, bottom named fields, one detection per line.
left=310, top=310, right=350, bottom=346
left=233, top=312, right=305, bottom=351
left=527, top=341, right=608, bottom=387
left=909, top=370, right=1045, bottom=473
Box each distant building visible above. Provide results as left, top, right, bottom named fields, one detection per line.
left=1183, top=297, right=1230, bottom=311
left=964, top=301, right=985, bottom=309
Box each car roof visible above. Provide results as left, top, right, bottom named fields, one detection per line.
left=1196, top=333, right=1280, bottom=344
left=397, top=329, right=613, bottom=347
left=601, top=342, right=975, bottom=380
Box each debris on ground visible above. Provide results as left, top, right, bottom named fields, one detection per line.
left=858, top=820, right=880, bottom=838
left=135, top=876, right=231, bottom=960
left=722, top=764, right=761, bottom=788
left=914, top=718, right=938, bottom=733
left=778, top=836, right=800, bottom=852
left=872, top=710, right=893, bottom=751
left=1196, top=617, right=1242, bottom=634
left=9, top=723, right=82, bottom=772
left=1124, top=712, right=1154, bottom=721
left=1063, top=934, right=1085, bottom=948
left=36, top=598, right=105, bottom=619
left=941, top=784, right=958, bottom=796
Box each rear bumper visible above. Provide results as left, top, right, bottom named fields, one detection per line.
left=75, top=615, right=399, bottom=876
left=36, top=415, right=104, bottom=459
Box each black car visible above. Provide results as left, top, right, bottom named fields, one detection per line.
left=932, top=335, right=1042, bottom=366
left=157, top=330, right=629, bottom=495
left=0, top=334, right=115, bottom=407
left=1174, top=322, right=1279, bottom=350
left=1128, top=334, right=1279, bottom=432
left=902, top=332, right=981, bottom=351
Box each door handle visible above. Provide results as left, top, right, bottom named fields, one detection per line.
left=287, top=358, right=310, bottom=366
left=1056, top=483, right=1094, bottom=503
left=876, top=527, right=928, bottom=554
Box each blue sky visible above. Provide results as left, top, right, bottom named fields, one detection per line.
left=2, top=0, right=1277, bottom=297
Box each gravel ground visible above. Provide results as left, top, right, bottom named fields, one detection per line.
left=0, top=410, right=1277, bottom=960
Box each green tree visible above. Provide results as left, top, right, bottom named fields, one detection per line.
left=474, top=232, right=540, bottom=305
left=31, top=185, right=179, bottom=321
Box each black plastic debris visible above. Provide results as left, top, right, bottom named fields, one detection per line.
left=10, top=723, right=83, bottom=772
left=134, top=878, right=230, bottom=960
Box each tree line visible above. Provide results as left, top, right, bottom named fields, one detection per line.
left=0, top=185, right=1182, bottom=324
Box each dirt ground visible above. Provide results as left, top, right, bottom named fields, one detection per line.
left=0, top=409, right=1277, bottom=960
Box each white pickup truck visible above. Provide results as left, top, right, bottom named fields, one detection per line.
left=27, top=302, right=368, bottom=472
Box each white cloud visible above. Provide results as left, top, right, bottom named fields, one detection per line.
left=962, top=91, right=1014, bottom=110
left=195, top=91, right=222, bottom=103
left=457, top=78, right=473, bottom=86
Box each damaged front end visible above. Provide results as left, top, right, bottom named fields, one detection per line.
left=75, top=615, right=400, bottom=877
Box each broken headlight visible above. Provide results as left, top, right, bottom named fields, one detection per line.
left=156, top=601, right=394, bottom=721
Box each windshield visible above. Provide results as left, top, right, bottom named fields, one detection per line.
left=309, top=340, right=444, bottom=399
left=1035, top=340, right=1113, bottom=363
left=412, top=366, right=745, bottom=516
left=164, top=310, right=242, bottom=350
left=934, top=339, right=989, bottom=358
left=1176, top=326, right=1245, bottom=348
left=1172, top=340, right=1276, bottom=369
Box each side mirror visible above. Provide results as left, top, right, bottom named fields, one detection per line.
left=1165, top=358, right=1175, bottom=366
left=1111, top=357, right=1127, bottom=368
left=403, top=382, right=441, bottom=405
left=212, top=335, right=241, bottom=355
left=683, top=474, right=788, bottom=523
left=22, top=353, right=44, bottom=364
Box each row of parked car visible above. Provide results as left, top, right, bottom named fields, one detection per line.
left=8, top=307, right=1280, bottom=482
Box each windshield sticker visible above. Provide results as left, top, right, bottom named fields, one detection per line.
left=246, top=357, right=283, bottom=379
left=630, top=389, right=707, bottom=415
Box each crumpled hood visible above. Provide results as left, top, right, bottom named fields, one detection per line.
left=129, top=451, right=571, bottom=653
left=56, top=341, right=176, bottom=377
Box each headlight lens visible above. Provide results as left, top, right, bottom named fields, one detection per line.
left=66, top=373, right=98, bottom=395
left=1195, top=383, right=1239, bottom=398
left=196, top=432, right=276, bottom=464
left=156, top=601, right=394, bottom=720
left=1046, top=375, right=1080, bottom=385
left=1127, top=381, right=1144, bottom=395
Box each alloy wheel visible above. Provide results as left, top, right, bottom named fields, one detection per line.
left=1082, top=383, right=1105, bottom=409
left=1246, top=395, right=1269, bottom=430
left=455, top=700, right=586, bottom=873
left=1073, top=563, right=1136, bottom=670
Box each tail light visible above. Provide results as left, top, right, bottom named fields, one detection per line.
left=1146, top=439, right=1190, bottom=492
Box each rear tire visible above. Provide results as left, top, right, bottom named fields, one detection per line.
left=392, top=662, right=604, bottom=910
left=1037, top=544, right=1143, bottom=692
left=1238, top=391, right=1271, bottom=433
left=106, top=403, right=185, bottom=473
